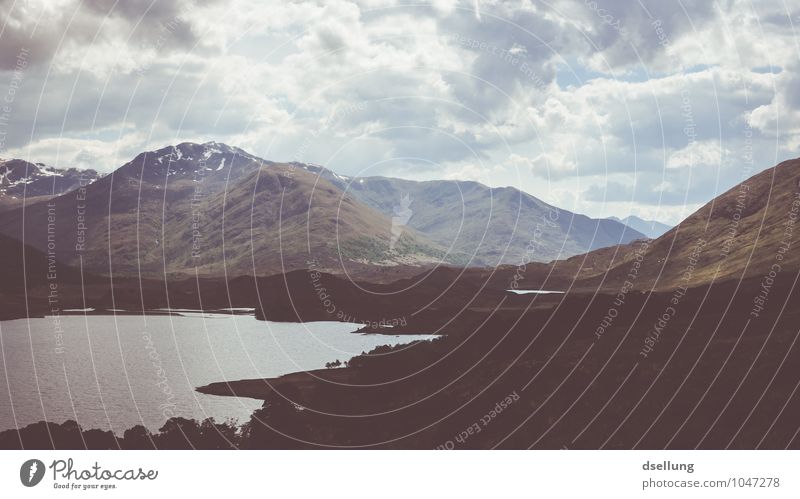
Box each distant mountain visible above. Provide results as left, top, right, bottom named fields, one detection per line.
left=569, top=158, right=800, bottom=291
left=304, top=165, right=646, bottom=266
left=0, top=158, right=100, bottom=210
left=0, top=142, right=645, bottom=278
left=0, top=143, right=449, bottom=278
left=608, top=215, right=671, bottom=238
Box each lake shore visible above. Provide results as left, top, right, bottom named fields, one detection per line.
left=196, top=368, right=352, bottom=401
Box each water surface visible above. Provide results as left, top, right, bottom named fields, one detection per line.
left=0, top=314, right=433, bottom=433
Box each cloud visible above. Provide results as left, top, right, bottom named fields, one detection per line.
left=0, top=0, right=212, bottom=71
left=0, top=0, right=797, bottom=225
left=583, top=172, right=714, bottom=206
left=527, top=152, right=576, bottom=178
left=748, top=62, right=800, bottom=151
left=666, top=140, right=728, bottom=170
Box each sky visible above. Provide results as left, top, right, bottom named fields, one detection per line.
left=0, top=0, right=798, bottom=225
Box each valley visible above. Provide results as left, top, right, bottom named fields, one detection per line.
left=1, top=149, right=798, bottom=450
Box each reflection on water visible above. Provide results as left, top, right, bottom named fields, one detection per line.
left=0, top=315, right=434, bottom=433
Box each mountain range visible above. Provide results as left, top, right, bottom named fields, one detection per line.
left=0, top=158, right=100, bottom=210
left=311, top=166, right=645, bottom=266
left=608, top=215, right=671, bottom=238
left=0, top=142, right=644, bottom=279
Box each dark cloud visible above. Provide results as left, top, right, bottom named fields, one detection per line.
left=0, top=0, right=213, bottom=71
left=0, top=2, right=98, bottom=70
left=439, top=7, right=567, bottom=115
left=581, top=0, right=718, bottom=69
left=81, top=0, right=200, bottom=47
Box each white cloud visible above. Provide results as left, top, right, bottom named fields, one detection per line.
left=528, top=152, right=576, bottom=178
left=4, top=131, right=148, bottom=172
left=1, top=0, right=798, bottom=225
left=666, top=140, right=727, bottom=169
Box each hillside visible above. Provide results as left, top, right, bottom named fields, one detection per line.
left=559, top=158, right=800, bottom=291
left=0, top=143, right=450, bottom=279
left=303, top=165, right=646, bottom=265
left=0, top=232, right=94, bottom=319
left=0, top=143, right=646, bottom=279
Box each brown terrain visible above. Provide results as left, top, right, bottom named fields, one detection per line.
left=1, top=156, right=799, bottom=449
left=541, top=158, right=800, bottom=292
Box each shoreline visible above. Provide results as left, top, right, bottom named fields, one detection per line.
left=195, top=368, right=353, bottom=401
left=1, top=310, right=442, bottom=337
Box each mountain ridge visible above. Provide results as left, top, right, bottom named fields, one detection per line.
left=0, top=158, right=100, bottom=210
left=0, top=142, right=645, bottom=278
left=608, top=215, right=671, bottom=239
left=298, top=163, right=646, bottom=266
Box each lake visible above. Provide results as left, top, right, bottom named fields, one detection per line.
left=0, top=314, right=434, bottom=433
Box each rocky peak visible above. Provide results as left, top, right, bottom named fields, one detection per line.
left=0, top=158, right=100, bottom=203
left=120, top=142, right=267, bottom=182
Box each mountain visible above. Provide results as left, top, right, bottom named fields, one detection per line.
left=0, top=158, right=100, bottom=211
left=608, top=215, right=671, bottom=238
left=0, top=142, right=645, bottom=279
left=303, top=165, right=646, bottom=266
left=0, top=142, right=449, bottom=279
left=563, top=158, right=800, bottom=291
